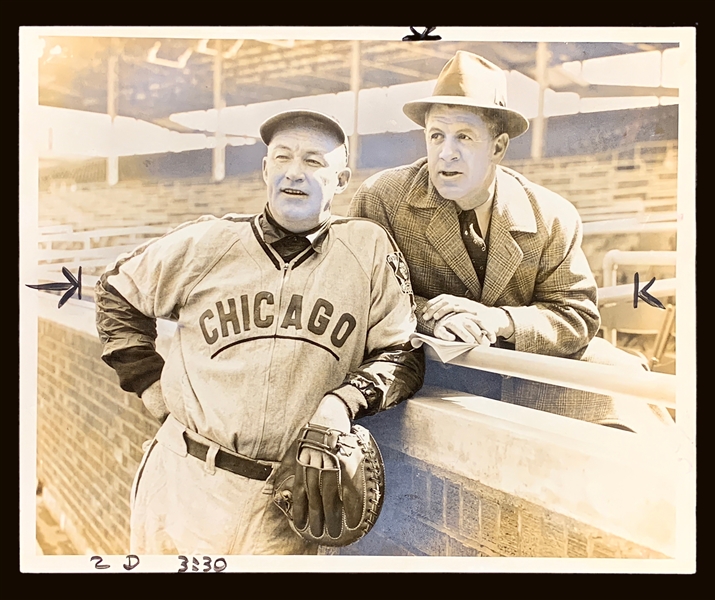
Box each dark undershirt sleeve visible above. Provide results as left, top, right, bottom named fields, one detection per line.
left=330, top=342, right=425, bottom=420
left=96, top=279, right=165, bottom=396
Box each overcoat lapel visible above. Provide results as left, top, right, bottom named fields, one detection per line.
left=421, top=185, right=483, bottom=299
left=481, top=168, right=537, bottom=306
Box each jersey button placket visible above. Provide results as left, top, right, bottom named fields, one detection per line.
left=257, top=259, right=293, bottom=458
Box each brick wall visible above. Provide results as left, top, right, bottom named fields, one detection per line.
left=334, top=447, right=664, bottom=558
left=36, top=317, right=160, bottom=555
left=38, top=141, right=678, bottom=232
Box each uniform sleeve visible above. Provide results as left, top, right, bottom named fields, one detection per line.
left=329, top=228, right=425, bottom=420
left=500, top=209, right=600, bottom=357
left=95, top=217, right=222, bottom=395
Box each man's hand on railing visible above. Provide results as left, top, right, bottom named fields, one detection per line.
left=433, top=313, right=495, bottom=346
left=423, top=294, right=513, bottom=343
left=422, top=294, right=480, bottom=322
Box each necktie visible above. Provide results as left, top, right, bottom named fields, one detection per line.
left=459, top=210, right=487, bottom=252
left=458, top=210, right=488, bottom=285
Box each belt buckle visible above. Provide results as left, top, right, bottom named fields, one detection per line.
left=254, top=458, right=273, bottom=470
left=252, top=457, right=274, bottom=480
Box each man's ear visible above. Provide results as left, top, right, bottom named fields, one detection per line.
left=261, top=156, right=268, bottom=184
left=492, top=133, right=510, bottom=164
left=335, top=168, right=352, bottom=194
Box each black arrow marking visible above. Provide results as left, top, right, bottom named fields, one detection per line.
left=26, top=266, right=82, bottom=308
left=402, top=27, right=441, bottom=41
left=633, top=272, right=665, bottom=310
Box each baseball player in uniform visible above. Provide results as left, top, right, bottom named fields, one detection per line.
left=95, top=110, right=425, bottom=555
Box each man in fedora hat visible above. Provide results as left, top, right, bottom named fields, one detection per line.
left=95, top=109, right=424, bottom=554
left=349, top=51, right=651, bottom=429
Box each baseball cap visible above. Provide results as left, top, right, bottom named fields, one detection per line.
left=259, top=110, right=349, bottom=152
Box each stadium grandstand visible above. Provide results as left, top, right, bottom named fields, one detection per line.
left=26, top=33, right=689, bottom=561
left=35, top=36, right=679, bottom=370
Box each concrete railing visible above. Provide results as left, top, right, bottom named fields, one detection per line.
left=357, top=385, right=686, bottom=558
left=419, top=343, right=676, bottom=409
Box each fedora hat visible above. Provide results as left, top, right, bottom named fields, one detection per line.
left=403, top=51, right=529, bottom=139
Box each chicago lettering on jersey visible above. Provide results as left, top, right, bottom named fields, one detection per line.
left=199, top=293, right=357, bottom=350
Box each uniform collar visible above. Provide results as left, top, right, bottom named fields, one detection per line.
left=258, top=206, right=331, bottom=253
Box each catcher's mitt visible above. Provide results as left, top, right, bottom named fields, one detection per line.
left=272, top=423, right=384, bottom=547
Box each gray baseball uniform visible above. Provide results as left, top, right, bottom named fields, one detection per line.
left=96, top=210, right=424, bottom=554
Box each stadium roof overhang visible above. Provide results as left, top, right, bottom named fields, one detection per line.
left=39, top=37, right=680, bottom=130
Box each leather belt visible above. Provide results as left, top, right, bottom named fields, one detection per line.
left=183, top=433, right=273, bottom=481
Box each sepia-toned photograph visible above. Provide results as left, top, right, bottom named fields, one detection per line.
left=19, top=26, right=696, bottom=573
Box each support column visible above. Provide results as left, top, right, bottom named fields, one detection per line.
left=213, top=40, right=226, bottom=182
left=106, top=40, right=119, bottom=186
left=530, top=41, right=549, bottom=160
left=348, top=40, right=361, bottom=173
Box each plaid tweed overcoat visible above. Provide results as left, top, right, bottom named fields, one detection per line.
left=349, top=158, right=646, bottom=426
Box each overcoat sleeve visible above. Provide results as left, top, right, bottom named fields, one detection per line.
left=500, top=206, right=600, bottom=357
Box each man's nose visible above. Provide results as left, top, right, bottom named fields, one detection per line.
left=285, top=159, right=305, bottom=181
left=438, top=137, right=459, bottom=162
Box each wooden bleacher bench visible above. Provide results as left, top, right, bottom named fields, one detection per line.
left=34, top=226, right=171, bottom=298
